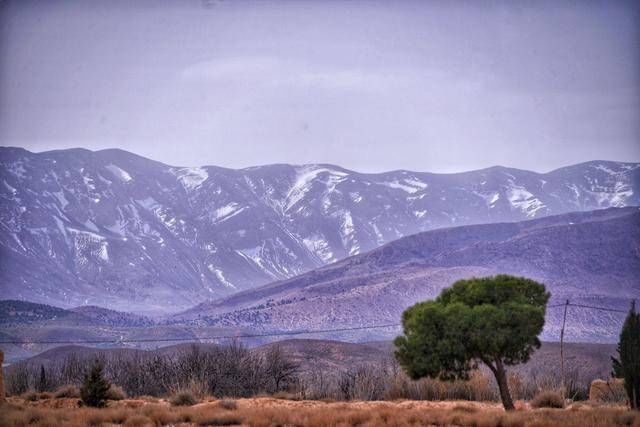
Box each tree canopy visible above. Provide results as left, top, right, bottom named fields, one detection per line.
left=612, top=301, right=640, bottom=409
left=80, top=359, right=111, bottom=408
left=394, top=275, right=549, bottom=410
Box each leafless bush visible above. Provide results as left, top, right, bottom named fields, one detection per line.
left=217, top=398, right=238, bottom=410
left=106, top=384, right=127, bottom=400
left=337, top=365, right=386, bottom=401
left=0, top=343, right=606, bottom=404
left=5, top=363, right=30, bottom=395
left=169, top=390, right=199, bottom=406
left=531, top=390, right=565, bottom=408
left=4, top=341, right=301, bottom=399
left=54, top=384, right=80, bottom=398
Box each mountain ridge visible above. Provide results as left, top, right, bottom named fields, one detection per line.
left=4, top=145, right=634, bottom=176
left=1, top=147, right=638, bottom=312
left=173, top=207, right=640, bottom=343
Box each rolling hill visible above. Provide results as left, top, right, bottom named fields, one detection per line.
left=175, top=207, right=640, bottom=343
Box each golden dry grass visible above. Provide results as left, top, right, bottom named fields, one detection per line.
left=0, top=396, right=638, bottom=427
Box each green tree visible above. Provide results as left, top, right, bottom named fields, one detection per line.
left=612, top=301, right=640, bottom=409
left=611, top=343, right=623, bottom=378
left=80, top=359, right=111, bottom=407
left=394, top=275, right=549, bottom=410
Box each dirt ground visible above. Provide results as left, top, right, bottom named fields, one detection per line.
left=1, top=396, right=638, bottom=426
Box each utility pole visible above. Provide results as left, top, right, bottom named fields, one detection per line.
left=560, top=299, right=569, bottom=400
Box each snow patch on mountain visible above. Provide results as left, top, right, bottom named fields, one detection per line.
left=236, top=246, right=280, bottom=279
left=3, top=180, right=18, bottom=194
left=96, top=242, right=109, bottom=262
left=506, top=184, right=545, bottom=217
left=593, top=164, right=619, bottom=175
left=212, top=203, right=245, bottom=223
left=473, top=191, right=500, bottom=207
left=136, top=197, right=159, bottom=210
left=6, top=161, right=27, bottom=178
left=371, top=223, right=385, bottom=245
left=589, top=182, right=633, bottom=207
left=53, top=216, right=70, bottom=245
left=302, top=234, right=334, bottom=263
left=404, top=178, right=428, bottom=190
left=285, top=166, right=348, bottom=211
left=82, top=174, right=96, bottom=191
left=414, top=209, right=428, bottom=218
left=51, top=191, right=69, bottom=209
left=172, top=167, right=209, bottom=190
left=349, top=192, right=363, bottom=203
left=381, top=179, right=425, bottom=194
left=211, top=268, right=235, bottom=289
left=105, top=164, right=133, bottom=182
left=338, top=210, right=360, bottom=255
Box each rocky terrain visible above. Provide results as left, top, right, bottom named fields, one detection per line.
left=1, top=147, right=638, bottom=312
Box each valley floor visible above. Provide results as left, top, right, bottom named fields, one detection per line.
left=1, top=396, right=637, bottom=427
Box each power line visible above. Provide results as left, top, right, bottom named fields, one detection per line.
left=0, top=323, right=402, bottom=345
left=547, top=303, right=567, bottom=308
left=566, top=302, right=628, bottom=313
left=0, top=300, right=631, bottom=346
left=547, top=301, right=629, bottom=313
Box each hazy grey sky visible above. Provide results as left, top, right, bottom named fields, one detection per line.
left=1, top=0, right=639, bottom=173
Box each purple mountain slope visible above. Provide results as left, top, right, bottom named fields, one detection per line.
left=1, top=147, right=638, bottom=312
left=175, top=207, right=640, bottom=343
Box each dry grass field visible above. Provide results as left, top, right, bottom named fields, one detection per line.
left=1, top=396, right=638, bottom=427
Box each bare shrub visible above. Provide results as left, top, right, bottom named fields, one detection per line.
left=589, top=379, right=627, bottom=404
left=22, top=391, right=39, bottom=401
left=531, top=390, right=565, bottom=408
left=140, top=404, right=179, bottom=425
left=262, top=344, right=300, bottom=393
left=217, top=398, right=238, bottom=410
left=5, top=364, right=30, bottom=395
left=170, top=390, right=198, bottom=406
left=54, top=384, right=80, bottom=398
left=105, top=384, right=127, bottom=400
left=123, top=414, right=154, bottom=427
left=194, top=412, right=243, bottom=426
left=272, top=391, right=301, bottom=400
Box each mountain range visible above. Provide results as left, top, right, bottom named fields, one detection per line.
left=1, top=147, right=638, bottom=312
left=0, top=208, right=637, bottom=361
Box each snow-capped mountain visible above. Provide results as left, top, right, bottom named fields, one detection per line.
left=1, top=147, right=638, bottom=312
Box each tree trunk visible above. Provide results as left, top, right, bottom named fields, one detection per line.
left=492, top=358, right=515, bottom=411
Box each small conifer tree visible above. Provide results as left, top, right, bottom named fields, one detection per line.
left=80, top=359, right=111, bottom=407
left=612, top=301, right=640, bottom=409
left=36, top=365, right=49, bottom=392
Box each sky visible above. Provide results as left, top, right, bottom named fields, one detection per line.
left=0, top=0, right=639, bottom=173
